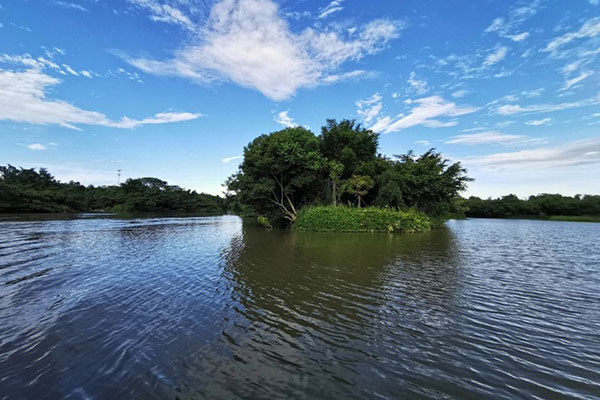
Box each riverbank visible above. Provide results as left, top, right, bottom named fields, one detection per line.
left=295, top=206, right=432, bottom=233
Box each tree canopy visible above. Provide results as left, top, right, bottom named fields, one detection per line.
left=226, top=119, right=472, bottom=222
left=464, top=194, right=600, bottom=218
left=0, top=165, right=225, bottom=214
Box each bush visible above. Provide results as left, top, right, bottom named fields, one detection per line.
left=295, top=206, right=432, bottom=233
left=257, top=216, right=272, bottom=228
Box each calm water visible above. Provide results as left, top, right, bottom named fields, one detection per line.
left=1, top=216, right=599, bottom=399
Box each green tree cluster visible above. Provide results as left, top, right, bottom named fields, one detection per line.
left=226, top=119, right=471, bottom=222
left=0, top=165, right=225, bottom=214
left=464, top=194, right=600, bottom=218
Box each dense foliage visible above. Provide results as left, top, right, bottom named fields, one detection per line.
left=464, top=194, right=600, bottom=219
left=0, top=165, right=225, bottom=213
left=227, top=119, right=471, bottom=223
left=295, top=206, right=432, bottom=233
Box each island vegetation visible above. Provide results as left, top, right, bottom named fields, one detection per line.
left=226, top=119, right=471, bottom=232
left=463, top=194, right=600, bottom=222
left=4, top=120, right=599, bottom=227
left=0, top=165, right=225, bottom=214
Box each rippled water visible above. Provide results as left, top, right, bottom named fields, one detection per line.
left=1, top=215, right=599, bottom=399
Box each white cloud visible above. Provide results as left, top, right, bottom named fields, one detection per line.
left=274, top=110, right=298, bottom=128
left=27, top=143, right=47, bottom=150
left=321, top=69, right=368, bottom=84
left=0, top=67, right=201, bottom=129
left=506, top=32, right=529, bottom=42
left=356, top=93, right=383, bottom=123
left=485, top=18, right=506, bottom=34
left=445, top=131, right=544, bottom=146
left=127, top=0, right=196, bottom=31
left=484, top=1, right=540, bottom=39
left=221, top=155, right=243, bottom=163
left=525, top=118, right=552, bottom=126
left=483, top=46, right=508, bottom=67
left=407, top=71, right=428, bottom=94
left=415, top=140, right=431, bottom=146
left=369, top=95, right=478, bottom=133
left=543, top=17, right=600, bottom=54
left=521, top=88, right=544, bottom=98
left=451, top=89, right=468, bottom=98
left=496, top=95, right=600, bottom=115
left=561, top=70, right=593, bottom=91
left=467, top=138, right=600, bottom=169
left=53, top=1, right=88, bottom=12
left=318, top=0, right=344, bottom=19
left=126, top=0, right=405, bottom=100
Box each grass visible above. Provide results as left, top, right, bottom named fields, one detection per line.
left=295, top=206, right=432, bottom=233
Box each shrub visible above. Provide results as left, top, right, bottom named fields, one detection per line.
left=257, top=216, right=272, bottom=228
left=295, top=206, right=432, bottom=233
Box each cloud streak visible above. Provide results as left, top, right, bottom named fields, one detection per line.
left=445, top=131, right=544, bottom=146
left=467, top=138, right=600, bottom=169
left=370, top=96, right=478, bottom=134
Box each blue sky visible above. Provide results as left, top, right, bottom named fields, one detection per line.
left=1, top=0, right=599, bottom=197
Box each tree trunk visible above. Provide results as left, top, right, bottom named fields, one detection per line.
left=332, top=180, right=337, bottom=206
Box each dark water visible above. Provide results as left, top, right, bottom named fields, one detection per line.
left=1, top=216, right=599, bottom=400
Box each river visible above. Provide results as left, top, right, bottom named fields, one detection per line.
left=1, top=215, right=599, bottom=399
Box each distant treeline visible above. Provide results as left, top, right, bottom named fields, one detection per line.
left=0, top=165, right=226, bottom=214
left=464, top=194, right=600, bottom=218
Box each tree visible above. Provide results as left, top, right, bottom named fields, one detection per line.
left=388, top=150, right=472, bottom=215
left=327, top=160, right=344, bottom=206
left=341, top=175, right=374, bottom=208
left=226, top=127, right=324, bottom=222
left=320, top=119, right=379, bottom=180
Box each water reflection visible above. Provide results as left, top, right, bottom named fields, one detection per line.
left=1, top=216, right=599, bottom=400
left=180, top=223, right=464, bottom=399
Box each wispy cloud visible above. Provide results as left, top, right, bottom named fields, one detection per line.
left=53, top=1, right=88, bottom=12
left=483, top=46, right=508, bottom=67
left=0, top=67, right=201, bottom=129
left=543, top=17, right=600, bottom=54
left=273, top=110, right=298, bottom=128
left=467, top=138, right=600, bottom=169
left=506, top=32, right=529, bottom=42
left=451, top=89, right=468, bottom=98
left=125, top=0, right=405, bottom=100
left=127, top=0, right=196, bottom=31
left=356, top=93, right=383, bottom=123
left=525, top=118, right=552, bottom=126
left=560, top=70, right=593, bottom=91
left=369, top=96, right=478, bottom=133
left=445, top=131, right=544, bottom=146
left=407, top=71, right=428, bottom=94
left=484, top=1, right=540, bottom=39
left=221, top=155, right=243, bottom=163
left=318, top=0, right=344, bottom=19
left=27, top=143, right=47, bottom=151
left=495, top=95, right=600, bottom=115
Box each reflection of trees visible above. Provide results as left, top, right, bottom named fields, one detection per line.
left=209, top=223, right=464, bottom=399
left=223, top=223, right=461, bottom=337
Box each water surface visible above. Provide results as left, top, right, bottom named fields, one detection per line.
left=1, top=216, right=599, bottom=399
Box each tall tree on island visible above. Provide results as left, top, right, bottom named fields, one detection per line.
left=226, top=127, right=324, bottom=222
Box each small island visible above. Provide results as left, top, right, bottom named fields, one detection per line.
left=225, top=119, right=471, bottom=233
left=3, top=119, right=599, bottom=229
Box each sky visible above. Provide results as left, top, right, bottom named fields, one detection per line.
left=0, top=0, right=599, bottom=197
